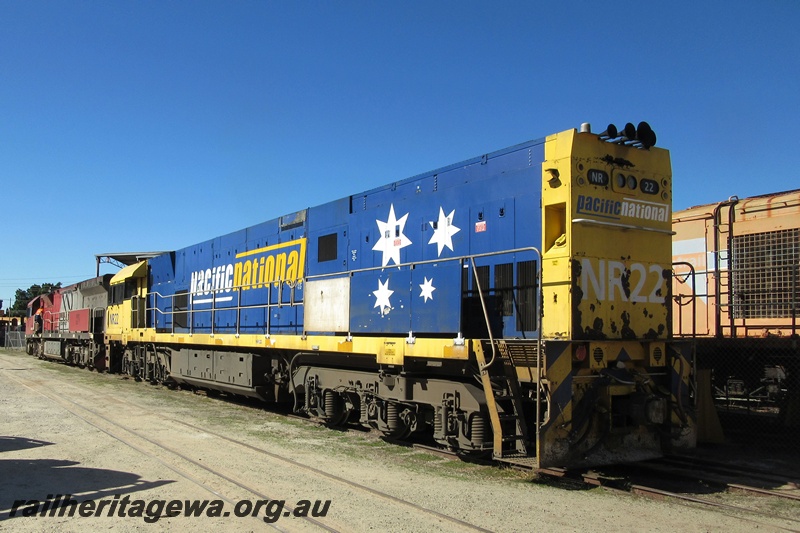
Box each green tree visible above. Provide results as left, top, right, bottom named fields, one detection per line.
left=7, top=283, right=62, bottom=317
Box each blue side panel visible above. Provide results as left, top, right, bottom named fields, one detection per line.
left=149, top=252, right=176, bottom=330
left=467, top=198, right=515, bottom=255
left=146, top=136, right=547, bottom=340
left=210, top=228, right=247, bottom=334
left=150, top=252, right=175, bottom=285
left=343, top=139, right=545, bottom=337
left=278, top=219, right=304, bottom=333
left=308, top=198, right=350, bottom=233
left=245, top=220, right=280, bottom=248
left=148, top=211, right=308, bottom=335
left=231, top=218, right=305, bottom=335
left=307, top=197, right=351, bottom=276
left=350, top=269, right=412, bottom=334
left=220, top=228, right=248, bottom=256
left=184, top=238, right=218, bottom=334
left=409, top=262, right=461, bottom=334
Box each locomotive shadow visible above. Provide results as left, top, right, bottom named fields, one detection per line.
left=533, top=465, right=733, bottom=495
left=0, top=457, right=175, bottom=521
left=603, top=464, right=730, bottom=495
left=0, top=436, right=54, bottom=454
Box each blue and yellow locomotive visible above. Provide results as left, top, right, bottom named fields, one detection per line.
left=47, top=123, right=695, bottom=468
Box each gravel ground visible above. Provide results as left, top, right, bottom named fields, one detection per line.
left=0, top=348, right=795, bottom=532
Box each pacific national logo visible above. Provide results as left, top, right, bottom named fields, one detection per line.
left=189, top=238, right=306, bottom=302
left=576, top=195, right=669, bottom=223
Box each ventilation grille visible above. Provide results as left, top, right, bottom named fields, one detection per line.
left=730, top=228, right=799, bottom=319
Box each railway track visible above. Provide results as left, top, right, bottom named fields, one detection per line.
left=536, top=459, right=800, bottom=532
left=4, top=350, right=798, bottom=531
left=3, top=370, right=333, bottom=531
left=645, top=455, right=800, bottom=501
left=1, top=355, right=493, bottom=532
left=295, top=394, right=800, bottom=531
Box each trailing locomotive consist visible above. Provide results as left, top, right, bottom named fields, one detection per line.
left=672, top=189, right=800, bottom=424
left=25, top=276, right=112, bottom=367
left=27, top=123, right=696, bottom=468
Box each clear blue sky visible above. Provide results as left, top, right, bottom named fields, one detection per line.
left=1, top=1, right=798, bottom=309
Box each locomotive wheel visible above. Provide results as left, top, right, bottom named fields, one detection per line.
left=380, top=402, right=414, bottom=439
left=470, top=413, right=487, bottom=445
left=322, top=390, right=349, bottom=427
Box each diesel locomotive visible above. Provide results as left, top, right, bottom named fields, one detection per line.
left=672, top=189, right=800, bottom=426
left=26, top=123, right=696, bottom=468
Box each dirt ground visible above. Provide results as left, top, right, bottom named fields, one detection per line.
left=0, top=348, right=796, bottom=532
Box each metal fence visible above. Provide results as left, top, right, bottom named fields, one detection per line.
left=697, top=338, right=799, bottom=451
left=3, top=331, right=25, bottom=350
left=673, top=257, right=799, bottom=452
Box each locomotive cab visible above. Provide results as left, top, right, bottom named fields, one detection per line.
left=105, top=261, right=149, bottom=374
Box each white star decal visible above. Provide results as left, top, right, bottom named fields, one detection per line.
left=419, top=277, right=436, bottom=302
left=373, top=204, right=412, bottom=267
left=373, top=278, right=394, bottom=316
left=428, top=207, right=460, bottom=256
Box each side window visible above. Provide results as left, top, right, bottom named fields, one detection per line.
left=174, top=291, right=188, bottom=330
left=124, top=280, right=137, bottom=300
left=109, top=284, right=125, bottom=305
left=318, top=233, right=338, bottom=263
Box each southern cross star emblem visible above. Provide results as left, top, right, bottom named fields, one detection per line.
left=428, top=207, right=460, bottom=256
left=373, top=204, right=412, bottom=267
left=373, top=278, right=394, bottom=316
left=419, top=277, right=436, bottom=302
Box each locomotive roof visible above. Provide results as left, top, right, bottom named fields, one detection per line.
left=357, top=136, right=548, bottom=198
left=94, top=251, right=169, bottom=276
left=95, top=252, right=167, bottom=266
left=674, top=188, right=800, bottom=218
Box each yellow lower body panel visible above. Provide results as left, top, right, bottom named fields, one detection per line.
left=139, top=330, right=469, bottom=363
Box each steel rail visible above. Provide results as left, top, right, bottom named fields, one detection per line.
left=2, top=369, right=337, bottom=532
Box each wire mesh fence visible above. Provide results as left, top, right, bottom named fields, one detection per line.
left=673, top=253, right=799, bottom=453
left=697, top=337, right=799, bottom=451
left=2, top=331, right=25, bottom=349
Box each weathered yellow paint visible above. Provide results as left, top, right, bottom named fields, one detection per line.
left=132, top=329, right=470, bottom=364
left=537, top=342, right=573, bottom=464
left=541, top=128, right=673, bottom=341
left=665, top=341, right=697, bottom=449
left=337, top=340, right=354, bottom=353
left=105, top=303, right=125, bottom=340
left=442, top=344, right=468, bottom=359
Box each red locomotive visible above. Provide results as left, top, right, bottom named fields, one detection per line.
left=26, top=276, right=111, bottom=369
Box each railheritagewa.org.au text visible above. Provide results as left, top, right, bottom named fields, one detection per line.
left=7, top=494, right=331, bottom=523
